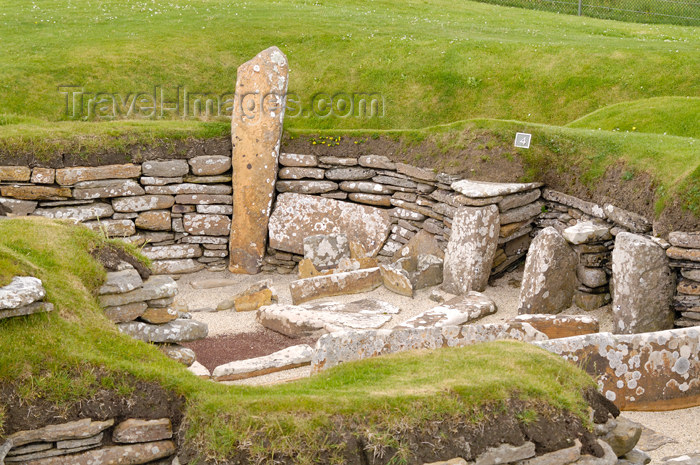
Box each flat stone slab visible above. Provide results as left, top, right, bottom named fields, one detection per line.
left=311, top=322, right=546, bottom=372
left=534, top=327, right=700, bottom=410
left=117, top=319, right=208, bottom=343
left=112, top=418, right=172, bottom=444
left=268, top=193, right=392, bottom=257
left=451, top=180, right=542, bottom=199
left=18, top=440, right=175, bottom=465
left=289, top=267, right=382, bottom=305
left=0, top=276, right=45, bottom=310
left=512, top=314, right=599, bottom=339
left=396, top=292, right=496, bottom=329
left=0, top=301, right=54, bottom=320
left=34, top=203, right=114, bottom=222
left=98, top=269, right=143, bottom=295
left=55, top=164, right=141, bottom=186
left=142, top=244, right=203, bottom=261
left=98, top=275, right=177, bottom=307
left=213, top=344, right=314, bottom=381
left=563, top=221, right=612, bottom=245
left=8, top=419, right=114, bottom=448
left=258, top=298, right=399, bottom=337
left=189, top=155, right=231, bottom=176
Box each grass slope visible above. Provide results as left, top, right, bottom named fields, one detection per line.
left=567, top=96, right=700, bottom=139
left=0, top=0, right=698, bottom=129
left=0, top=217, right=596, bottom=462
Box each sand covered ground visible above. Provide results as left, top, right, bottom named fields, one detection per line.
left=173, top=268, right=697, bottom=460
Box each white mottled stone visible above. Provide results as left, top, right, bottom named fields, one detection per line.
left=562, top=221, right=612, bottom=245
left=142, top=244, right=203, bottom=260
left=98, top=269, right=143, bottom=295
left=213, top=344, right=314, bottom=381
left=0, top=276, right=45, bottom=310
left=443, top=205, right=500, bottom=293
left=34, top=203, right=114, bottom=222
left=396, top=292, right=496, bottom=329
left=612, top=232, right=674, bottom=334
left=188, top=155, right=231, bottom=176
left=98, top=275, right=177, bottom=307
left=117, top=319, right=208, bottom=343
left=451, top=180, right=542, bottom=199
left=518, top=227, right=577, bottom=314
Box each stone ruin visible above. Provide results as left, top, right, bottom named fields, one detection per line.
left=1, top=47, right=699, bottom=465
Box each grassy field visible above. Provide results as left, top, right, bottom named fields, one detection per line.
left=0, top=217, right=596, bottom=462
left=0, top=0, right=698, bottom=130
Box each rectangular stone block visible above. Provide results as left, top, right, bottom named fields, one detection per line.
left=289, top=268, right=382, bottom=304
left=0, top=166, right=31, bottom=182
left=31, top=168, right=55, bottom=184
left=55, top=164, right=141, bottom=186
left=183, top=213, right=231, bottom=236
left=0, top=186, right=71, bottom=201
left=72, top=180, right=144, bottom=199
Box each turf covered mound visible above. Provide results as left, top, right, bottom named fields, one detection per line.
left=0, top=217, right=613, bottom=464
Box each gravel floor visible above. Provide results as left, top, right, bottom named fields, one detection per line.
left=174, top=267, right=697, bottom=457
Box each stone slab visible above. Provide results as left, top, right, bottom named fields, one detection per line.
left=112, top=418, right=172, bottom=444
left=269, top=193, right=392, bottom=257
left=19, top=440, right=175, bottom=465
left=395, top=291, right=496, bottom=329
left=188, top=155, right=231, bottom=176
left=0, top=185, right=71, bottom=201
left=98, top=275, right=177, bottom=307
left=289, top=267, right=382, bottom=305
left=72, top=180, right=144, bottom=199
left=117, top=319, right=208, bottom=343
left=512, top=314, right=599, bottom=339
left=8, top=419, right=114, bottom=448
left=213, top=344, right=314, bottom=381
left=55, top=164, right=141, bottom=186
left=0, top=276, right=45, bottom=310
left=451, top=179, right=542, bottom=199
left=34, top=203, right=114, bottom=222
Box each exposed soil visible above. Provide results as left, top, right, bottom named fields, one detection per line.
left=181, top=329, right=318, bottom=372
left=90, top=243, right=151, bottom=280
left=0, top=373, right=184, bottom=441
left=180, top=388, right=615, bottom=465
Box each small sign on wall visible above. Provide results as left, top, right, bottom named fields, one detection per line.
left=514, top=132, right=531, bottom=149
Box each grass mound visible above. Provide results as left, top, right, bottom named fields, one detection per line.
left=567, top=96, right=700, bottom=139
left=0, top=217, right=600, bottom=463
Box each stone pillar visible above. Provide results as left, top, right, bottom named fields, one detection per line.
left=442, top=205, right=500, bottom=294
left=611, top=232, right=674, bottom=334
left=517, top=227, right=577, bottom=314
left=229, top=47, right=289, bottom=274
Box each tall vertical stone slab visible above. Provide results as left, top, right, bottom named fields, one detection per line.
left=517, top=227, right=577, bottom=314
left=442, top=205, right=500, bottom=293
left=611, top=232, right=675, bottom=334
left=229, top=46, right=289, bottom=274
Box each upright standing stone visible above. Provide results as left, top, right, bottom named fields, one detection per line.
left=229, top=46, right=289, bottom=274
left=442, top=205, right=500, bottom=293
left=517, top=227, right=577, bottom=314
left=611, top=232, right=675, bottom=334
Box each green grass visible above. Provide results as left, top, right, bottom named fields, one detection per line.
left=567, top=96, right=700, bottom=138
left=0, top=217, right=597, bottom=462
left=0, top=0, right=698, bottom=130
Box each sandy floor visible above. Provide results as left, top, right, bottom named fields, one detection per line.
left=174, top=268, right=697, bottom=458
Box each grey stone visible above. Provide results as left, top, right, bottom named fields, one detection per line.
left=443, top=205, right=500, bottom=294
left=213, top=344, right=314, bottom=381
left=196, top=204, right=232, bottom=215
left=563, top=221, right=612, bottom=245
left=183, top=213, right=231, bottom=236
left=289, top=268, right=383, bottom=305
left=257, top=298, right=399, bottom=337
left=117, top=319, right=208, bottom=343
left=669, top=231, right=700, bottom=249
left=518, top=227, right=577, bottom=314
left=72, top=180, right=144, bottom=199
left=380, top=254, right=443, bottom=297
left=612, top=232, right=674, bottom=334
left=112, top=195, right=175, bottom=213
left=303, top=234, right=350, bottom=271
left=577, top=265, right=608, bottom=289
left=0, top=301, right=54, bottom=320
left=340, top=181, right=395, bottom=195
left=475, top=441, right=536, bottom=465
left=56, top=432, right=103, bottom=449
left=279, top=167, right=325, bottom=180
left=174, top=194, right=232, bottom=205
left=603, top=204, right=651, bottom=233
left=359, top=155, right=395, bottom=170
left=143, top=160, right=189, bottom=177
left=619, top=448, right=650, bottom=465
left=0, top=276, right=45, bottom=310
left=348, top=193, right=392, bottom=207
left=572, top=440, right=617, bottom=465
left=183, top=174, right=232, bottom=184
left=541, top=189, right=606, bottom=219
left=34, top=203, right=114, bottom=222
left=84, top=219, right=136, bottom=237
left=188, top=155, right=231, bottom=176
left=150, top=259, right=205, bottom=275
left=451, top=180, right=542, bottom=198
left=326, top=168, right=376, bottom=181
left=142, top=244, right=203, bottom=260
left=98, top=275, right=177, bottom=307
left=276, top=180, right=339, bottom=194
left=102, top=302, right=148, bottom=323
left=373, top=175, right=417, bottom=189
left=601, top=416, right=642, bottom=457
left=269, top=193, right=392, bottom=257
left=659, top=454, right=700, bottom=465
left=311, top=322, right=546, bottom=372
left=498, top=189, right=542, bottom=212
left=396, top=163, right=436, bottom=182
left=15, top=441, right=175, bottom=465
left=0, top=198, right=38, bottom=216
left=515, top=440, right=581, bottom=465
left=112, top=418, right=172, bottom=444
left=279, top=153, right=318, bottom=167
left=396, top=291, right=496, bottom=329
left=319, top=156, right=358, bottom=166
left=140, top=176, right=183, bottom=185
left=500, top=201, right=544, bottom=225
left=98, top=269, right=143, bottom=295
left=146, top=183, right=231, bottom=195
left=159, top=344, right=196, bottom=366
left=7, top=419, right=114, bottom=448
left=6, top=442, right=50, bottom=458
left=5, top=444, right=100, bottom=462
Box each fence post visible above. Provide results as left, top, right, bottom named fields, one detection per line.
left=578, top=0, right=582, bottom=15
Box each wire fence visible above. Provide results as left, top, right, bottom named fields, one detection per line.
left=474, top=0, right=700, bottom=25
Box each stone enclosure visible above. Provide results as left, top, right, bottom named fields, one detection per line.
left=1, top=47, right=700, bottom=465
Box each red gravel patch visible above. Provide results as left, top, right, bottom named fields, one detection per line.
left=182, top=329, right=318, bottom=372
